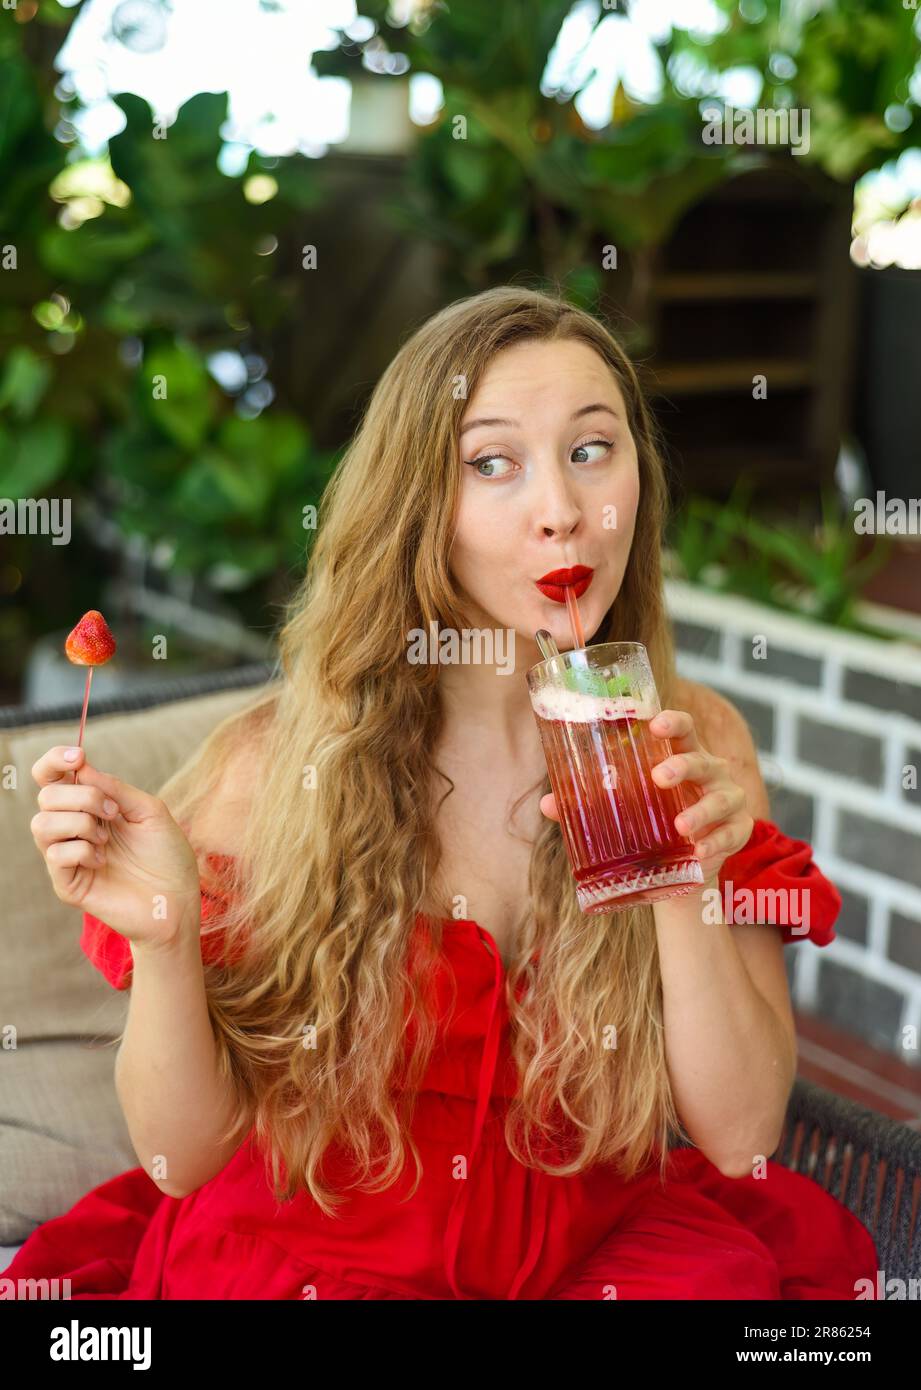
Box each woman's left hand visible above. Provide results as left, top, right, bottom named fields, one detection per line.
left=539, top=707, right=754, bottom=887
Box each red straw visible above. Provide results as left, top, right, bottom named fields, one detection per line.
left=564, top=584, right=585, bottom=649
left=561, top=541, right=586, bottom=649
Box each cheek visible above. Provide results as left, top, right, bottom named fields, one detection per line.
left=450, top=491, right=510, bottom=590
left=619, top=472, right=640, bottom=535
left=591, top=458, right=640, bottom=538
left=453, top=489, right=509, bottom=560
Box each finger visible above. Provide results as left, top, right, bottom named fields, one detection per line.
left=648, top=710, right=699, bottom=750
left=652, top=749, right=723, bottom=788
left=37, top=782, right=120, bottom=819
left=694, top=821, right=747, bottom=860
left=71, top=763, right=154, bottom=821
left=540, top=792, right=561, bottom=822
left=31, top=745, right=87, bottom=788
left=674, top=785, right=745, bottom=838
left=46, top=837, right=106, bottom=873
left=31, top=810, right=110, bottom=850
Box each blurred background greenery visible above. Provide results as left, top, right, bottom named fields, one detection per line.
left=1, top=0, right=919, bottom=702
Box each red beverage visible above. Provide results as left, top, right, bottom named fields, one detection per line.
left=528, top=644, right=703, bottom=913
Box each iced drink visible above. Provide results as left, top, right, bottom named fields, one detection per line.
left=527, top=642, right=704, bottom=913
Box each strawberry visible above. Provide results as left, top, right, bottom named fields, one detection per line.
left=65, top=610, right=116, bottom=667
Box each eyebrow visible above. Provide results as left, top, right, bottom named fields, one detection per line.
left=459, top=402, right=620, bottom=435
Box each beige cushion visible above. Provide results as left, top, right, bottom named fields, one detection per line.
left=0, top=685, right=263, bottom=1246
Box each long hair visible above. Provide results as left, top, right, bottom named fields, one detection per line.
left=155, top=284, right=689, bottom=1215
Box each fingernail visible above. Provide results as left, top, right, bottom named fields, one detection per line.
left=103, top=798, right=118, bottom=815
left=95, top=847, right=105, bottom=862
left=659, top=766, right=675, bottom=782
left=657, top=717, right=669, bottom=731
left=64, top=748, right=80, bottom=762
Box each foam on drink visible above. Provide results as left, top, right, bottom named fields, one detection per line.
left=530, top=683, right=657, bottom=724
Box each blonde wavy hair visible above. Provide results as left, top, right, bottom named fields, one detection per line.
left=154, top=284, right=691, bottom=1216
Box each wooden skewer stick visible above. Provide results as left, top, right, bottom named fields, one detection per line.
left=71, top=667, right=94, bottom=786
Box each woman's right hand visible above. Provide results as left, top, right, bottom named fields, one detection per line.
left=30, top=744, right=203, bottom=949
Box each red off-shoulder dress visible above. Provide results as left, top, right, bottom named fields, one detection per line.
left=6, top=819, right=878, bottom=1300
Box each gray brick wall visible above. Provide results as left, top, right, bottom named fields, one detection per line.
left=666, top=577, right=921, bottom=1069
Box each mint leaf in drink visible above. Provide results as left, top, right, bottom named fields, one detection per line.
left=562, top=664, right=609, bottom=696
left=605, top=673, right=632, bottom=697
left=559, top=665, right=634, bottom=698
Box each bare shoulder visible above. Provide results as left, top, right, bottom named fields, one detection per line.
left=673, top=676, right=748, bottom=746
left=184, top=709, right=271, bottom=857
left=672, top=676, right=771, bottom=820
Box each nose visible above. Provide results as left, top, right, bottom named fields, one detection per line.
left=532, top=458, right=583, bottom=541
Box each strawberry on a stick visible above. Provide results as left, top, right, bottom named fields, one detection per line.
left=64, top=610, right=116, bottom=784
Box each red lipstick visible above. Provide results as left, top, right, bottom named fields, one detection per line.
left=535, top=565, right=594, bottom=603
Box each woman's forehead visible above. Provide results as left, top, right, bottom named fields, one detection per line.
left=462, top=340, right=625, bottom=421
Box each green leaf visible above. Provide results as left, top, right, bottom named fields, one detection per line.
left=0, top=419, right=69, bottom=494
left=207, top=536, right=280, bottom=585
left=443, top=140, right=494, bottom=202
left=561, top=664, right=607, bottom=696
left=173, top=449, right=272, bottom=522
left=142, top=342, right=217, bottom=449
left=101, top=423, right=184, bottom=489
left=107, top=92, right=231, bottom=250
left=0, top=53, right=42, bottom=176
left=272, top=163, right=323, bottom=211
left=40, top=215, right=156, bottom=285
left=561, top=665, right=632, bottom=698
left=563, top=264, right=603, bottom=313
left=0, top=346, right=52, bottom=419
left=219, top=412, right=309, bottom=478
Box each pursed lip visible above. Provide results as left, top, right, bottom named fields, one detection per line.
left=535, top=565, right=594, bottom=603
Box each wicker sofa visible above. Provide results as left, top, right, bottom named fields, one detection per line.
left=1, top=662, right=919, bottom=1282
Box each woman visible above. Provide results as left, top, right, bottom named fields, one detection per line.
left=14, top=286, right=877, bottom=1300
